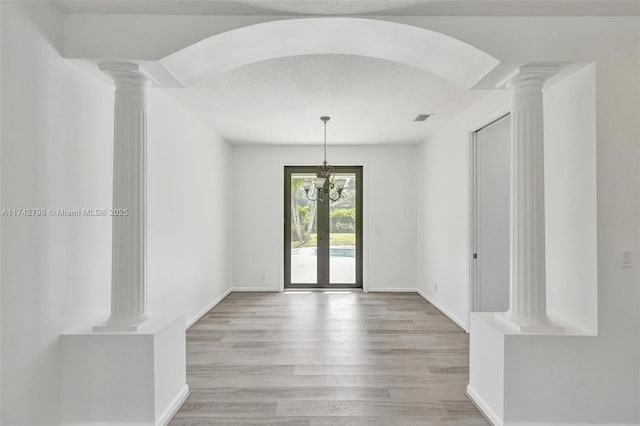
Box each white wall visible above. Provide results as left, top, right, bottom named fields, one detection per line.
left=1, top=3, right=112, bottom=423
left=232, top=145, right=417, bottom=291
left=544, top=64, right=598, bottom=333
left=416, top=90, right=508, bottom=328
left=589, top=55, right=640, bottom=422
left=0, top=2, right=233, bottom=423
left=148, top=89, right=232, bottom=326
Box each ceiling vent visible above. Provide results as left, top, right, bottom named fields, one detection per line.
left=414, top=114, right=433, bottom=122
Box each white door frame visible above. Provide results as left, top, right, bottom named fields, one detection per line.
left=279, top=159, right=370, bottom=293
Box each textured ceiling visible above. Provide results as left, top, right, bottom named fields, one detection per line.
left=165, top=54, right=490, bottom=145
left=54, top=0, right=640, bottom=16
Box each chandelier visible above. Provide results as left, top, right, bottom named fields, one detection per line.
left=302, top=116, right=346, bottom=202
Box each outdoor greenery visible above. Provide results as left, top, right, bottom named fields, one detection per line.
left=290, top=175, right=357, bottom=245
left=292, top=233, right=356, bottom=249
left=330, top=208, right=355, bottom=233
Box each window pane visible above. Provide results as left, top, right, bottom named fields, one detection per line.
left=290, top=174, right=318, bottom=284
left=329, top=173, right=356, bottom=284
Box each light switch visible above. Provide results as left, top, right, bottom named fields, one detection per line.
left=622, top=250, right=632, bottom=268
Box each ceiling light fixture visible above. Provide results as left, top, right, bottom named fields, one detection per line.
left=302, top=116, right=346, bottom=202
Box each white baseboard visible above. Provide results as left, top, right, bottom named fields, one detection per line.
left=466, top=384, right=502, bottom=426
left=61, top=423, right=156, bottom=425
left=186, top=287, right=232, bottom=329
left=59, top=384, right=190, bottom=426
left=417, top=288, right=468, bottom=332
left=185, top=286, right=283, bottom=330
left=232, top=286, right=280, bottom=292
left=466, top=385, right=640, bottom=426
left=506, top=424, right=640, bottom=426
left=157, top=385, right=190, bottom=426
left=368, top=287, right=417, bottom=292
left=504, top=423, right=639, bottom=426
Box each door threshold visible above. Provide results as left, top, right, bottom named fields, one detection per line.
left=284, top=288, right=363, bottom=292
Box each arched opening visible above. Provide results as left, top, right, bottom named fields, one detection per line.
left=159, top=17, right=500, bottom=89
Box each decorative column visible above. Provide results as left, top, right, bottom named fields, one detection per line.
left=499, top=66, right=562, bottom=332
left=96, top=62, right=150, bottom=330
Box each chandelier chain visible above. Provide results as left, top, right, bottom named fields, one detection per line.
left=323, top=119, right=327, bottom=165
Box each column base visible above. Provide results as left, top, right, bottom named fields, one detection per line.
left=494, top=312, right=565, bottom=333
left=93, top=312, right=151, bottom=332
left=61, top=314, right=187, bottom=425
left=469, top=312, right=604, bottom=424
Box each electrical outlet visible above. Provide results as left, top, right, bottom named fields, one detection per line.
left=261, top=272, right=267, bottom=281
left=434, top=283, right=438, bottom=292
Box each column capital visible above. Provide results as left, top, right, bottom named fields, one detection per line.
left=99, top=61, right=150, bottom=82
left=98, top=61, right=140, bottom=72
left=498, top=65, right=561, bottom=89
left=99, top=61, right=150, bottom=109
left=99, top=61, right=154, bottom=87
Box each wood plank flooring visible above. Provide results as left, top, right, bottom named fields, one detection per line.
left=170, top=291, right=488, bottom=426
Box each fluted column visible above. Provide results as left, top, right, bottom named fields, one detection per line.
left=501, top=66, right=561, bottom=331
left=98, top=62, right=150, bottom=329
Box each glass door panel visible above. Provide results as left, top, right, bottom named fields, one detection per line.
left=329, top=173, right=357, bottom=284
left=290, top=172, right=318, bottom=284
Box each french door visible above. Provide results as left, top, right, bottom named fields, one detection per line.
left=284, top=166, right=363, bottom=288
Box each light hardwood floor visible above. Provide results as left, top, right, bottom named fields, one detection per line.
left=170, top=291, right=488, bottom=426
